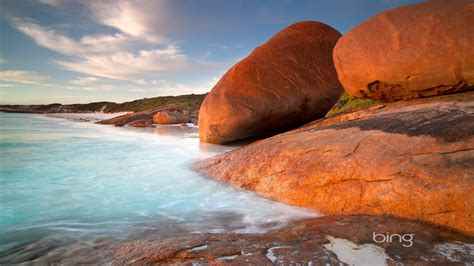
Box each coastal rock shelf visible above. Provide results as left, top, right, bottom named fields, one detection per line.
left=4, top=215, right=472, bottom=264
left=113, top=215, right=474, bottom=265
left=197, top=92, right=474, bottom=235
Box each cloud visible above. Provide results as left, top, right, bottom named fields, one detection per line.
left=0, top=58, right=7, bottom=64
left=0, top=70, right=49, bottom=84
left=135, top=79, right=147, bottom=85
left=87, top=0, right=170, bottom=42
left=0, top=84, right=14, bottom=88
left=127, top=88, right=145, bottom=93
left=38, top=0, right=62, bottom=8
left=82, top=87, right=98, bottom=91
left=148, top=83, right=210, bottom=96
left=56, top=45, right=218, bottom=80
left=13, top=19, right=132, bottom=57
left=13, top=18, right=223, bottom=80
left=66, top=84, right=114, bottom=92
left=69, top=76, right=99, bottom=85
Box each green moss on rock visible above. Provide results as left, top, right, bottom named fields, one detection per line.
left=326, top=92, right=378, bottom=117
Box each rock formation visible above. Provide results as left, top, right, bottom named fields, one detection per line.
left=97, top=104, right=197, bottom=127
left=153, top=111, right=190, bottom=124
left=199, top=21, right=343, bottom=144
left=333, top=0, right=474, bottom=101
left=113, top=215, right=474, bottom=265
left=196, top=92, right=474, bottom=235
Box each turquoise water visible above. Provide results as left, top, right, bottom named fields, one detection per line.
left=0, top=113, right=314, bottom=262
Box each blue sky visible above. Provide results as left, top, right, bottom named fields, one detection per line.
left=0, top=0, right=420, bottom=104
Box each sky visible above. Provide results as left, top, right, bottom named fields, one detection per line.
left=0, top=0, right=420, bottom=105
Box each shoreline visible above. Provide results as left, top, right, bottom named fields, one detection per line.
left=1, top=110, right=473, bottom=264
left=0, top=110, right=129, bottom=121
left=44, top=112, right=130, bottom=122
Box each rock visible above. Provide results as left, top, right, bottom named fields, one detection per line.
left=3, top=214, right=472, bottom=264
left=196, top=92, right=474, bottom=235
left=96, top=111, right=153, bottom=127
left=127, top=119, right=152, bottom=128
left=96, top=104, right=192, bottom=127
left=333, top=0, right=474, bottom=102
left=153, top=111, right=190, bottom=124
left=113, top=215, right=474, bottom=265
left=199, top=21, right=343, bottom=144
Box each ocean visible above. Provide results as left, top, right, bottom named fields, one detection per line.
left=0, top=112, right=315, bottom=263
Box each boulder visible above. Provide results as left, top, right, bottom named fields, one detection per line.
left=127, top=119, right=153, bottom=128
left=96, top=111, right=153, bottom=127
left=196, top=92, right=474, bottom=235
left=96, top=104, right=192, bottom=127
left=153, top=111, right=190, bottom=124
left=199, top=21, right=343, bottom=144
left=333, top=0, right=474, bottom=102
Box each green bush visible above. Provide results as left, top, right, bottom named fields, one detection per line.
left=326, top=91, right=377, bottom=117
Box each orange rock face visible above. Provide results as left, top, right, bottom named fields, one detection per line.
left=153, top=111, right=189, bottom=124
left=333, top=0, right=474, bottom=102
left=96, top=104, right=196, bottom=127
left=196, top=92, right=474, bottom=235
left=199, top=21, right=343, bottom=144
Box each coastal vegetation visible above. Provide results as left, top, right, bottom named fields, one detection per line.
left=0, top=93, right=206, bottom=113
left=325, top=91, right=377, bottom=117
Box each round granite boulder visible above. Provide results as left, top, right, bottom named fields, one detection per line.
left=333, top=0, right=474, bottom=102
left=199, top=21, right=343, bottom=144
left=153, top=111, right=190, bottom=124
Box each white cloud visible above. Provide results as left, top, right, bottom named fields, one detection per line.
left=13, top=19, right=221, bottom=80
left=69, top=76, right=99, bottom=85
left=56, top=45, right=214, bottom=80
left=38, top=0, right=62, bottom=8
left=65, top=84, right=114, bottom=92
left=0, top=70, right=49, bottom=84
left=0, top=58, right=7, bottom=64
left=13, top=19, right=131, bottom=57
left=135, top=79, right=147, bottom=85
left=127, top=88, right=145, bottom=93
left=87, top=1, right=169, bottom=42
left=0, top=84, right=14, bottom=88
left=82, top=87, right=98, bottom=91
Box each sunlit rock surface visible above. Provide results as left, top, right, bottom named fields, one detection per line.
left=199, top=21, right=343, bottom=144
left=333, top=0, right=474, bottom=101
left=197, top=92, right=474, bottom=235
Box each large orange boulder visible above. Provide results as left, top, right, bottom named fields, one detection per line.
left=333, top=0, right=474, bottom=102
left=199, top=21, right=343, bottom=144
left=153, top=111, right=190, bottom=124
left=197, top=92, right=474, bottom=235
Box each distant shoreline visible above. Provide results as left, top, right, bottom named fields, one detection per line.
left=0, top=111, right=129, bottom=123
left=0, top=93, right=206, bottom=114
